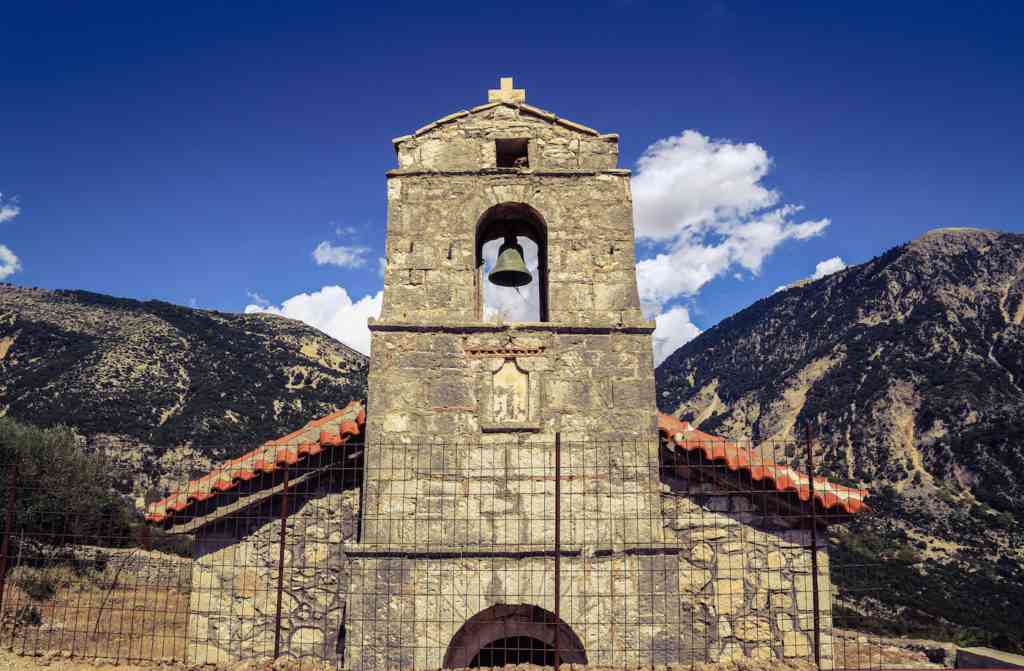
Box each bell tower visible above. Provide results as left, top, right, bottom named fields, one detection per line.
left=348, top=80, right=663, bottom=671
left=366, top=78, right=657, bottom=444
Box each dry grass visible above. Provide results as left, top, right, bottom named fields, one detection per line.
left=0, top=565, right=189, bottom=663
left=830, top=629, right=941, bottom=669
left=0, top=651, right=821, bottom=671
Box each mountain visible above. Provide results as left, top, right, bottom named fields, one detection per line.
left=0, top=284, right=368, bottom=505
left=656, top=228, right=1024, bottom=649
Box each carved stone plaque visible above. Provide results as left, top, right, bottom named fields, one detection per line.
left=478, top=355, right=542, bottom=432
left=492, top=359, right=529, bottom=423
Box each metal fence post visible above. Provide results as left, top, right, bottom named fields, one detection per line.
left=0, top=463, right=15, bottom=618
left=273, top=463, right=290, bottom=659
left=553, top=432, right=561, bottom=671
left=804, top=421, right=822, bottom=668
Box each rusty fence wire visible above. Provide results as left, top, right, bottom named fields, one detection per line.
left=0, top=434, right=888, bottom=669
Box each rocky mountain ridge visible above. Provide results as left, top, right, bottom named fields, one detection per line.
left=0, top=284, right=368, bottom=505
left=656, top=228, right=1024, bottom=648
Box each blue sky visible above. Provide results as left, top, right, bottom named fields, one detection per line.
left=1, top=2, right=1021, bottom=359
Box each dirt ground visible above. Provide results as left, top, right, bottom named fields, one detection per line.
left=0, top=644, right=952, bottom=671
left=830, top=629, right=953, bottom=669
left=0, top=631, right=952, bottom=671
left=0, top=650, right=829, bottom=671
left=0, top=568, right=188, bottom=663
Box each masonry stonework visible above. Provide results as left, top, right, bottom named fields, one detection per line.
left=660, top=484, right=834, bottom=667
left=351, top=83, right=669, bottom=669
left=188, top=484, right=360, bottom=664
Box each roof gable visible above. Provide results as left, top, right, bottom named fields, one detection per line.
left=394, top=101, right=608, bottom=145
left=657, top=413, right=869, bottom=518
left=145, top=400, right=365, bottom=526
left=391, top=102, right=620, bottom=172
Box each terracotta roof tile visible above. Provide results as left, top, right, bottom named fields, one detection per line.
left=146, top=403, right=864, bottom=525
left=658, top=412, right=869, bottom=516
left=145, top=400, right=365, bottom=524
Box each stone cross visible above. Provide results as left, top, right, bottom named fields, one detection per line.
left=488, top=77, right=526, bottom=104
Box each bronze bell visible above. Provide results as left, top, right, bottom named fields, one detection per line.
left=488, top=236, right=532, bottom=287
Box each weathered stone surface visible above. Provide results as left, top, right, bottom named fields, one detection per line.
left=716, top=579, right=746, bottom=615
left=292, top=627, right=325, bottom=647
left=189, top=485, right=358, bottom=664
left=395, top=100, right=616, bottom=172
left=784, top=631, right=812, bottom=658
left=691, top=542, right=714, bottom=563
left=771, top=591, right=794, bottom=610
left=690, top=527, right=729, bottom=542
left=734, top=618, right=772, bottom=642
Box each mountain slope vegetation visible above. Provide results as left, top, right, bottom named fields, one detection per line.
left=656, top=228, right=1024, bottom=649
left=0, top=284, right=368, bottom=504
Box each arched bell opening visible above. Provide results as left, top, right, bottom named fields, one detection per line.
left=475, top=203, right=549, bottom=323
left=443, top=604, right=587, bottom=669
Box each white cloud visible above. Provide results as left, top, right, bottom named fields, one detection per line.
left=377, top=257, right=387, bottom=278
left=0, top=194, right=22, bottom=279
left=312, top=241, right=369, bottom=268
left=0, top=194, right=19, bottom=224
left=774, top=256, right=847, bottom=293
left=632, top=130, right=830, bottom=316
left=245, top=290, right=270, bottom=307
left=0, top=245, right=21, bottom=280
left=652, top=306, right=702, bottom=366
left=632, top=131, right=779, bottom=242
left=810, top=256, right=847, bottom=280
left=631, top=131, right=831, bottom=363
left=245, top=286, right=382, bottom=355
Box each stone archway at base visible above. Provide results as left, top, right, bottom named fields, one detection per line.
left=443, top=604, right=588, bottom=669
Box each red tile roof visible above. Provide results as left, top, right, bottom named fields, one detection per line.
left=146, top=402, right=864, bottom=525
left=145, top=401, right=365, bottom=524
left=658, top=412, right=869, bottom=516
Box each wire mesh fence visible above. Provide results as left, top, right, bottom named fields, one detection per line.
left=0, top=434, right=889, bottom=669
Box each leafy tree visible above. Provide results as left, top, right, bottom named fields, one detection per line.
left=0, top=416, right=133, bottom=547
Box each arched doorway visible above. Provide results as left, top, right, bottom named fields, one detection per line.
left=443, top=604, right=587, bottom=669
left=475, top=203, right=549, bottom=323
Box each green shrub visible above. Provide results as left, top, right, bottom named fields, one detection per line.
left=0, top=416, right=134, bottom=547
left=10, top=563, right=104, bottom=602
left=13, top=567, right=58, bottom=601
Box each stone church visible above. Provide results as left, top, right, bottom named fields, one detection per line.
left=147, top=79, right=868, bottom=669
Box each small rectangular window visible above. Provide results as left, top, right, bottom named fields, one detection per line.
left=496, top=139, right=529, bottom=168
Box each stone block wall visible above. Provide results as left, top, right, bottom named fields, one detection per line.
left=366, top=330, right=656, bottom=442
left=187, top=486, right=359, bottom=665
left=181, top=471, right=835, bottom=669
left=344, top=528, right=833, bottom=671
left=661, top=481, right=835, bottom=669
left=345, top=554, right=698, bottom=671
left=380, top=172, right=643, bottom=326
left=346, top=461, right=836, bottom=670
left=368, top=89, right=663, bottom=556
left=359, top=434, right=664, bottom=552
left=362, top=328, right=662, bottom=552
left=393, top=103, right=619, bottom=172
